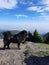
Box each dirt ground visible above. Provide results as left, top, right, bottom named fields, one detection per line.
left=0, top=39, right=26, bottom=65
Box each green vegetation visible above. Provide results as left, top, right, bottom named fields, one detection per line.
left=24, top=43, right=49, bottom=57
left=33, top=29, right=44, bottom=43
left=34, top=51, right=49, bottom=57
left=37, top=43, right=49, bottom=49
left=24, top=45, right=33, bottom=57
left=27, top=29, right=49, bottom=43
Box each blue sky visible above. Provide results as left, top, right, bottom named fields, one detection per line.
left=0, top=0, right=49, bottom=34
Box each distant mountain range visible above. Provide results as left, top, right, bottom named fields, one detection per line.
left=43, top=32, right=49, bottom=37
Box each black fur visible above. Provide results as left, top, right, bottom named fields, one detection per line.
left=3, top=30, right=27, bottom=49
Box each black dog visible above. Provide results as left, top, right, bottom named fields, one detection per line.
left=3, top=30, right=28, bottom=49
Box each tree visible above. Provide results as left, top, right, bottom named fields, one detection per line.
left=33, top=29, right=44, bottom=43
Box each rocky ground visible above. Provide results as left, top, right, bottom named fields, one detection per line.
left=0, top=39, right=49, bottom=65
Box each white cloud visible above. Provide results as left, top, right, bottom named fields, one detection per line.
left=27, top=6, right=38, bottom=11
left=27, top=6, right=44, bottom=12
left=0, top=0, right=17, bottom=9
left=27, top=0, right=49, bottom=21
left=41, top=0, right=49, bottom=5
left=15, top=14, right=28, bottom=18
left=27, top=0, right=49, bottom=12
left=40, top=0, right=49, bottom=11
